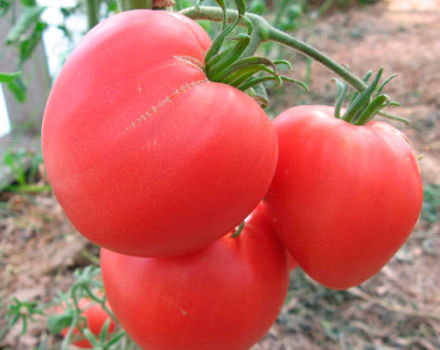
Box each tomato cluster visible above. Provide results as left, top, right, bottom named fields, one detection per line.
left=42, top=9, right=422, bottom=350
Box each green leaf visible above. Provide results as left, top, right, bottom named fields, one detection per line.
left=47, top=314, right=73, bottom=335
left=19, top=21, right=47, bottom=64
left=0, top=0, right=10, bottom=17
left=57, top=24, right=72, bottom=40
left=6, top=76, right=27, bottom=103
left=0, top=71, right=22, bottom=83
left=5, top=6, right=46, bottom=45
left=20, top=0, right=37, bottom=7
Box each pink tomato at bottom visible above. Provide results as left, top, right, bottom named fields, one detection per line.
left=101, top=203, right=289, bottom=350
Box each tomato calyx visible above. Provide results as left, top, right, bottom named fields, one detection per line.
left=203, top=0, right=308, bottom=107
left=333, top=67, right=408, bottom=125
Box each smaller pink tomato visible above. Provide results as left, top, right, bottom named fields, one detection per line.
left=58, top=298, right=116, bottom=348
left=266, top=105, right=423, bottom=289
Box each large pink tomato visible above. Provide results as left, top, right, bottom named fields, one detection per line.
left=266, top=106, right=423, bottom=289
left=101, top=203, right=289, bottom=350
left=42, top=10, right=277, bottom=257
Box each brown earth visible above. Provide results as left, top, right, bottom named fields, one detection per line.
left=1, top=0, right=439, bottom=349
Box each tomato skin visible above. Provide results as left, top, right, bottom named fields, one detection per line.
left=59, top=298, right=116, bottom=348
left=101, top=203, right=289, bottom=350
left=265, top=106, right=423, bottom=290
left=42, top=10, right=278, bottom=257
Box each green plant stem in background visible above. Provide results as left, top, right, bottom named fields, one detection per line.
left=273, top=0, right=290, bottom=27
left=86, top=0, right=100, bottom=30
left=181, top=6, right=367, bottom=92
left=268, top=26, right=367, bottom=91
left=117, top=0, right=153, bottom=11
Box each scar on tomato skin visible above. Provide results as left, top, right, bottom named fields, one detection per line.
left=125, top=79, right=208, bottom=132
left=173, top=55, right=205, bottom=72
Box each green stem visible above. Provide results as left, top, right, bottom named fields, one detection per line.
left=117, top=0, right=153, bottom=11
left=86, top=0, right=100, bottom=30
left=180, top=6, right=367, bottom=92
left=267, top=27, right=367, bottom=91
left=83, top=287, right=120, bottom=325
left=231, top=222, right=245, bottom=238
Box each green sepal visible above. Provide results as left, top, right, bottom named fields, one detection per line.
left=281, top=76, right=309, bottom=91
left=332, top=78, right=348, bottom=119
left=355, top=94, right=390, bottom=125
left=238, top=75, right=278, bottom=91
left=377, top=73, right=397, bottom=95
left=205, top=0, right=245, bottom=62
left=213, top=0, right=227, bottom=29
left=273, top=59, right=293, bottom=71
left=363, top=70, right=373, bottom=83
left=223, top=66, right=262, bottom=86
left=342, top=68, right=383, bottom=123
left=248, top=83, right=270, bottom=108
left=378, top=111, right=409, bottom=125
left=206, top=33, right=251, bottom=78
left=211, top=56, right=276, bottom=82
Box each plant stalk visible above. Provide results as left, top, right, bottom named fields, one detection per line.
left=117, top=0, right=153, bottom=11
left=180, top=6, right=367, bottom=92
left=86, top=0, right=100, bottom=30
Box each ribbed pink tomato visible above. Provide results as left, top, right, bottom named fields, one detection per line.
left=266, top=105, right=423, bottom=289
left=101, top=203, right=289, bottom=350
left=42, top=10, right=277, bottom=257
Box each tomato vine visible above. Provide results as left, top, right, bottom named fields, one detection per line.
left=180, top=4, right=405, bottom=123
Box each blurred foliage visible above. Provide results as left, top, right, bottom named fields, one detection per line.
left=0, top=0, right=118, bottom=102
left=421, top=184, right=440, bottom=224
left=2, top=148, right=48, bottom=193
left=2, top=266, right=135, bottom=349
